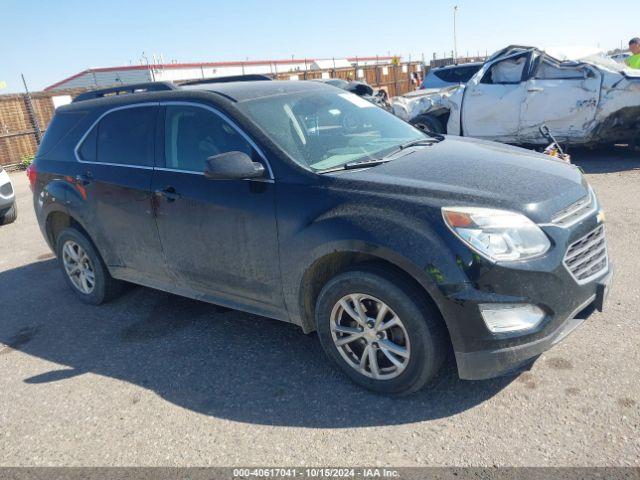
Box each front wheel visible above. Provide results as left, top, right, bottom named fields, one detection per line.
left=315, top=267, right=448, bottom=395
left=56, top=227, right=123, bottom=305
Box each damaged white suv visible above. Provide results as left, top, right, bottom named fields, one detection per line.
left=393, top=45, right=640, bottom=147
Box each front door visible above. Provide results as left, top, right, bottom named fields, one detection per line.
left=519, top=57, right=601, bottom=143
left=151, top=103, right=283, bottom=311
left=74, top=104, right=167, bottom=280
left=461, top=52, right=530, bottom=142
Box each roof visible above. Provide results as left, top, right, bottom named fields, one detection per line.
left=63, top=80, right=335, bottom=111
left=44, top=56, right=395, bottom=91
left=182, top=80, right=332, bottom=102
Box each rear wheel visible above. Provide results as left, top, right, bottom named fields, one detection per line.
left=315, top=267, right=448, bottom=395
left=410, top=114, right=445, bottom=134
left=56, top=227, right=123, bottom=305
left=0, top=203, right=17, bottom=225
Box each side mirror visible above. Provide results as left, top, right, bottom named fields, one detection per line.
left=204, top=151, right=266, bottom=180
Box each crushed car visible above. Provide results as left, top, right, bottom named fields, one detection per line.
left=312, top=78, right=392, bottom=111
left=392, top=45, right=640, bottom=147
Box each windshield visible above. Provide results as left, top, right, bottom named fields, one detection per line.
left=238, top=89, right=426, bottom=171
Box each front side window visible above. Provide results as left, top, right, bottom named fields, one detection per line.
left=238, top=90, right=425, bottom=172
left=164, top=105, right=254, bottom=172
left=482, top=55, right=528, bottom=84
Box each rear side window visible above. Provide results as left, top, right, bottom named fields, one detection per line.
left=97, top=107, right=156, bottom=167
left=535, top=61, right=588, bottom=80
left=434, top=69, right=458, bottom=83
left=457, top=66, right=480, bottom=82
left=78, top=127, right=97, bottom=162
left=164, top=105, right=254, bottom=173
left=77, top=106, right=156, bottom=166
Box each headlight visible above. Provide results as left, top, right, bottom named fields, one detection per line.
left=442, top=207, right=550, bottom=262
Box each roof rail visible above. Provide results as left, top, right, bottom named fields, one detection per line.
left=72, top=82, right=177, bottom=103
left=179, top=74, right=273, bottom=86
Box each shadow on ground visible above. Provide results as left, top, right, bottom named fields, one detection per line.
left=0, top=259, right=517, bottom=428
left=570, top=146, right=639, bottom=174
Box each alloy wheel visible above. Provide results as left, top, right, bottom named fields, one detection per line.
left=330, top=294, right=410, bottom=380
left=62, top=240, right=96, bottom=294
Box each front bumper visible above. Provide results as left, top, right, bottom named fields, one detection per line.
left=455, top=267, right=611, bottom=380
left=433, top=207, right=612, bottom=381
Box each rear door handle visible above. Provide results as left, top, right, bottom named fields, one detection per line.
left=75, top=173, right=92, bottom=185
left=155, top=187, right=181, bottom=202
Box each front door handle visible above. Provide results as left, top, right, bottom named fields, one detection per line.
left=528, top=87, right=544, bottom=93
left=155, top=186, right=181, bottom=202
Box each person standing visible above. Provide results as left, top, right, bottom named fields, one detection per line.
left=625, top=38, right=640, bottom=68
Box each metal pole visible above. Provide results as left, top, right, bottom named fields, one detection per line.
left=453, top=6, right=459, bottom=61
left=21, top=74, right=42, bottom=145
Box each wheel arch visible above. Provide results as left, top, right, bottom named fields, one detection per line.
left=297, top=247, right=448, bottom=336
left=45, top=210, right=93, bottom=252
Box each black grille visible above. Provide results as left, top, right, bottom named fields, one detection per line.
left=564, top=225, right=608, bottom=284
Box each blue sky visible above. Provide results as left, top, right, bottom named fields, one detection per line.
left=1, top=0, right=637, bottom=92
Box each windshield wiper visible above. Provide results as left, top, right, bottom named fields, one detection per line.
left=377, top=138, right=438, bottom=161
left=342, top=158, right=392, bottom=170
left=422, top=130, right=446, bottom=142
left=316, top=134, right=445, bottom=174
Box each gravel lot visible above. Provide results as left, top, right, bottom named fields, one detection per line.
left=0, top=149, right=638, bottom=467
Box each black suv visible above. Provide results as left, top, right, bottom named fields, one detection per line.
left=31, top=79, right=612, bottom=395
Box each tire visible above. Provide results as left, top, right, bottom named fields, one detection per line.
left=315, top=266, right=448, bottom=395
left=410, top=114, right=445, bottom=134
left=55, top=227, right=123, bottom=305
left=0, top=202, right=17, bottom=225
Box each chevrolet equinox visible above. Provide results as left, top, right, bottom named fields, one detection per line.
left=30, top=79, right=612, bottom=395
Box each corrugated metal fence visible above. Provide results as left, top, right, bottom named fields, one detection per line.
left=0, top=62, right=424, bottom=167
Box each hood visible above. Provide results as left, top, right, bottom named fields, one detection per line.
left=329, top=137, right=587, bottom=223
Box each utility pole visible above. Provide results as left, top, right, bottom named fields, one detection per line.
left=453, top=5, right=459, bottom=61
left=21, top=74, right=42, bottom=145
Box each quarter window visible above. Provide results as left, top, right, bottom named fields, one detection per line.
left=164, top=105, right=254, bottom=172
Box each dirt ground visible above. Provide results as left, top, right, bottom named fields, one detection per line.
left=0, top=148, right=638, bottom=466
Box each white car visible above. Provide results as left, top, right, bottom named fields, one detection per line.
left=0, top=166, right=17, bottom=225
left=610, top=52, right=631, bottom=64
left=393, top=45, right=640, bottom=147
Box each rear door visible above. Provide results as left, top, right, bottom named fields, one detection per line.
left=74, top=104, right=166, bottom=280
left=461, top=52, right=530, bottom=141
left=518, top=57, right=601, bottom=143
left=151, top=102, right=282, bottom=312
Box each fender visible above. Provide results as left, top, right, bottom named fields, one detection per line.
left=279, top=204, right=473, bottom=334
left=40, top=177, right=102, bottom=255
